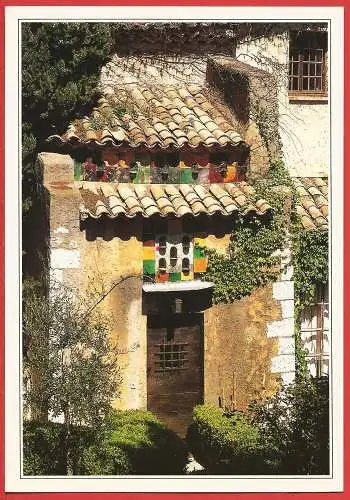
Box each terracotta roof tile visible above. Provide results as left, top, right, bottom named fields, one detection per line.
left=78, top=182, right=273, bottom=221
left=293, top=177, right=328, bottom=230
left=48, top=84, right=245, bottom=150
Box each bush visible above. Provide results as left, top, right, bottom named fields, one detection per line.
left=79, top=409, right=187, bottom=475
left=187, top=405, right=265, bottom=474
left=23, top=421, right=93, bottom=475
left=24, top=410, right=187, bottom=475
left=251, top=376, right=330, bottom=474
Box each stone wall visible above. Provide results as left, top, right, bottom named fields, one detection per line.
left=40, top=151, right=295, bottom=416
left=40, top=152, right=147, bottom=411
left=236, top=33, right=329, bottom=176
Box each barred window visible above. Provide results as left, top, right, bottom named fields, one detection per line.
left=289, top=31, right=327, bottom=95
left=154, top=340, right=188, bottom=372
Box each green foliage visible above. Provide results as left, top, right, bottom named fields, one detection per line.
left=80, top=410, right=187, bottom=475
left=205, top=161, right=292, bottom=303
left=250, top=376, right=329, bottom=474
left=292, top=223, right=328, bottom=378
left=23, top=421, right=94, bottom=475
left=23, top=283, right=121, bottom=428
left=23, top=410, right=187, bottom=475
left=293, top=229, right=328, bottom=309
left=187, top=405, right=264, bottom=474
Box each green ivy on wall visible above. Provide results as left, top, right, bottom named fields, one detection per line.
left=204, top=161, right=293, bottom=303
left=292, top=227, right=328, bottom=379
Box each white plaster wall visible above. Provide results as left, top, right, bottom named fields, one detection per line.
left=236, top=33, right=329, bottom=176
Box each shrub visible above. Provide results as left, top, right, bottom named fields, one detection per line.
left=23, top=421, right=93, bottom=475
left=251, top=376, right=330, bottom=474
left=24, top=410, right=187, bottom=476
left=187, top=405, right=265, bottom=474
left=79, top=409, right=187, bottom=475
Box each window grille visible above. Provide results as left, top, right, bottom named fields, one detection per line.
left=288, top=31, right=327, bottom=94
left=154, top=340, right=189, bottom=372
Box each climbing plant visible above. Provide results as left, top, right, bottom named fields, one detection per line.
left=292, top=227, right=329, bottom=379
left=204, top=161, right=294, bottom=303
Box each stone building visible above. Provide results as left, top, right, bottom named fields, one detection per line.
left=36, top=25, right=329, bottom=434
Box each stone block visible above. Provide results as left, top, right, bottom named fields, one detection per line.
left=273, top=280, right=294, bottom=301
left=267, top=317, right=294, bottom=338
left=281, top=299, right=294, bottom=319
left=51, top=249, right=80, bottom=269
left=277, top=336, right=295, bottom=355
left=271, top=354, right=295, bottom=374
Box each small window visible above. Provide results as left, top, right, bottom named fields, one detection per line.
left=158, top=258, right=167, bottom=274
left=159, top=236, right=167, bottom=256
left=154, top=341, right=188, bottom=371
left=289, top=30, right=327, bottom=97
left=182, top=258, right=190, bottom=275
left=170, top=246, right=178, bottom=268
left=182, top=235, right=191, bottom=255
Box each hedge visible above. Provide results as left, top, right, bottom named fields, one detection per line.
left=23, top=420, right=94, bottom=475
left=23, top=410, right=187, bottom=475
left=186, top=405, right=266, bottom=474
left=80, top=410, right=187, bottom=475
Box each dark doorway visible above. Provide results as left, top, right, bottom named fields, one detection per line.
left=147, top=314, right=203, bottom=436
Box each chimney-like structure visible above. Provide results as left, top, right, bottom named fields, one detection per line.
left=206, top=56, right=281, bottom=180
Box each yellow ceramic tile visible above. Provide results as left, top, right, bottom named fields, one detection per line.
left=181, top=271, right=194, bottom=281
left=194, top=237, right=206, bottom=247
left=143, top=246, right=155, bottom=260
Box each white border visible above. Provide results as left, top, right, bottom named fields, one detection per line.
left=5, top=5, right=344, bottom=493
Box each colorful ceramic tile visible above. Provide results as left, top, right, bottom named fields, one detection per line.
left=168, top=167, right=181, bottom=184
left=134, top=166, right=151, bottom=184
left=181, top=271, right=194, bottom=281
left=194, top=246, right=205, bottom=259
left=179, top=167, right=194, bottom=184
left=194, top=258, right=208, bottom=273
left=194, top=237, right=206, bottom=247
left=209, top=166, right=224, bottom=183
left=143, top=260, right=155, bottom=275
left=143, top=239, right=155, bottom=247
left=224, top=165, right=237, bottom=183
left=119, top=167, right=130, bottom=183
left=169, top=272, right=181, bottom=282
left=150, top=167, right=163, bottom=184
left=74, top=161, right=82, bottom=180
left=143, top=246, right=155, bottom=260
left=157, top=272, right=169, bottom=283
left=197, top=167, right=210, bottom=184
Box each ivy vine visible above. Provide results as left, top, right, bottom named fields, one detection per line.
left=292, top=227, right=328, bottom=379
left=203, top=160, right=293, bottom=303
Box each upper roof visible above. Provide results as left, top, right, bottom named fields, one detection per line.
left=293, top=177, right=328, bottom=230
left=78, top=181, right=273, bottom=220
left=47, top=84, right=245, bottom=151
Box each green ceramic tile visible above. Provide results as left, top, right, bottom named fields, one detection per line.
left=179, top=167, right=193, bottom=184
left=169, top=272, right=181, bottom=282
left=194, top=246, right=205, bottom=259
left=74, top=161, right=82, bottom=180
left=143, top=260, right=155, bottom=275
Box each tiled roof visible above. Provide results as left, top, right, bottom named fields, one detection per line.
left=78, top=182, right=273, bottom=220
left=48, top=84, right=245, bottom=150
left=293, top=177, right=328, bottom=230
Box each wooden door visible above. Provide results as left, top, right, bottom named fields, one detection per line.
left=147, top=314, right=203, bottom=436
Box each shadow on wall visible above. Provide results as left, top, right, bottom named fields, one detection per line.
left=81, top=213, right=237, bottom=243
